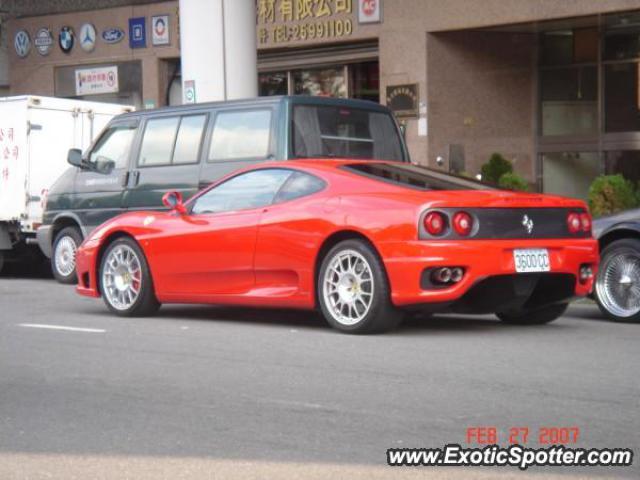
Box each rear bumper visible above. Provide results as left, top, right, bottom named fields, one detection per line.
left=379, top=238, right=598, bottom=311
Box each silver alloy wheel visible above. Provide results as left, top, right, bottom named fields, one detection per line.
left=596, top=251, right=640, bottom=318
left=102, top=244, right=142, bottom=311
left=323, top=249, right=374, bottom=326
left=54, top=236, right=78, bottom=278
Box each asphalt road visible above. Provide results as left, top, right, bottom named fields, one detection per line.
left=0, top=274, right=638, bottom=479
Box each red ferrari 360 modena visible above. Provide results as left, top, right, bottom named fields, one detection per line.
left=75, top=160, right=598, bottom=334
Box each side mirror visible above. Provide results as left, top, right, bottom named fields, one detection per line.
left=162, top=191, right=187, bottom=215
left=67, top=148, right=83, bottom=167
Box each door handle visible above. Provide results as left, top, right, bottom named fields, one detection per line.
left=132, top=170, right=140, bottom=186
left=122, top=171, right=130, bottom=187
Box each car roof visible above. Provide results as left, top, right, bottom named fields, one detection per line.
left=115, top=95, right=391, bottom=120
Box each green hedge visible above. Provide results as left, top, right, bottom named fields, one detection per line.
left=588, top=175, right=638, bottom=217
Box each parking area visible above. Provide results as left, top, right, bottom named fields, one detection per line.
left=0, top=275, right=638, bottom=479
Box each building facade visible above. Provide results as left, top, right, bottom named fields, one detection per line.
left=6, top=0, right=640, bottom=199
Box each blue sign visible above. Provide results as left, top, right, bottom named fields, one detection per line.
left=102, top=27, right=125, bottom=44
left=128, top=17, right=146, bottom=48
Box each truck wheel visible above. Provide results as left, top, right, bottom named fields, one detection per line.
left=497, top=303, right=568, bottom=325
left=595, top=238, right=640, bottom=323
left=318, top=239, right=403, bottom=334
left=52, top=226, right=82, bottom=284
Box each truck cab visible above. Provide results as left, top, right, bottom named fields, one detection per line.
left=38, top=96, right=409, bottom=283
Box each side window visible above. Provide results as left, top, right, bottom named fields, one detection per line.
left=274, top=171, right=326, bottom=204
left=138, top=117, right=180, bottom=166
left=191, top=169, right=292, bottom=214
left=208, top=109, right=272, bottom=161
left=89, top=124, right=137, bottom=169
left=173, top=115, right=207, bottom=164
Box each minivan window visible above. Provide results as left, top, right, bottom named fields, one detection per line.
left=89, top=125, right=137, bottom=169
left=173, top=115, right=207, bottom=164
left=292, top=105, right=404, bottom=161
left=192, top=169, right=292, bottom=214
left=342, top=163, right=494, bottom=191
left=139, top=116, right=180, bottom=166
left=209, top=110, right=272, bottom=161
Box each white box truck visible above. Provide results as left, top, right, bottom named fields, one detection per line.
left=0, top=96, right=132, bottom=273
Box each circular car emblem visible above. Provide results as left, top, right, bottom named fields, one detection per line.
left=79, top=23, right=96, bottom=52
left=59, top=26, right=75, bottom=53
left=101, top=27, right=125, bottom=44
left=14, top=30, right=31, bottom=58
left=34, top=28, right=53, bottom=56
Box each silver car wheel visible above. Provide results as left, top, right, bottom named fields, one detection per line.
left=102, top=245, right=142, bottom=311
left=322, top=249, right=374, bottom=326
left=54, top=236, right=78, bottom=278
left=596, top=252, right=640, bottom=318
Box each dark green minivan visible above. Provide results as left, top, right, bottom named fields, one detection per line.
left=37, top=95, right=409, bottom=283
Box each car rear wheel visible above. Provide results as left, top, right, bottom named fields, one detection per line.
left=595, top=238, right=640, bottom=323
left=497, top=303, right=568, bottom=325
left=99, top=237, right=160, bottom=317
left=52, top=226, right=82, bottom=284
left=318, top=239, right=403, bottom=334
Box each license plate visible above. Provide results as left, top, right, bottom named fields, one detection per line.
left=513, top=248, right=550, bottom=273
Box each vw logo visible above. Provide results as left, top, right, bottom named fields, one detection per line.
left=79, top=23, right=96, bottom=52
left=14, top=30, right=31, bottom=58
left=522, top=215, right=534, bottom=235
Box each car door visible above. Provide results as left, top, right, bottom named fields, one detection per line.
left=149, top=168, right=293, bottom=298
left=124, top=113, right=208, bottom=211
left=72, top=119, right=138, bottom=231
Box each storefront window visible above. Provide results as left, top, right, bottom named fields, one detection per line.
left=542, top=152, right=600, bottom=200
left=604, top=63, right=640, bottom=132
left=293, top=66, right=347, bottom=98
left=605, top=151, right=640, bottom=183
left=540, top=66, right=598, bottom=136
left=350, top=61, right=379, bottom=102
left=604, top=12, right=640, bottom=61
left=540, top=28, right=597, bottom=65
left=259, top=72, right=288, bottom=96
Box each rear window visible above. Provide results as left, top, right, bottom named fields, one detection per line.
left=292, top=105, right=404, bottom=161
left=343, top=163, right=494, bottom=191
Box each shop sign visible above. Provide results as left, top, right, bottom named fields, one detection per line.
left=59, top=26, right=75, bottom=54
left=257, top=0, right=355, bottom=46
left=79, top=23, right=97, bottom=52
left=102, top=27, right=125, bottom=44
left=386, top=84, right=419, bottom=118
left=184, top=80, right=196, bottom=104
left=34, top=28, right=53, bottom=56
left=358, top=0, right=381, bottom=24
left=14, top=30, right=31, bottom=58
left=128, top=17, right=146, bottom=48
left=151, top=15, right=170, bottom=46
left=75, top=66, right=119, bottom=96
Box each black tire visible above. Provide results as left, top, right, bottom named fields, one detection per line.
left=497, top=303, right=568, bottom=325
left=0, top=251, right=4, bottom=275
left=99, top=237, right=160, bottom=317
left=595, top=238, right=640, bottom=323
left=318, top=239, right=403, bottom=334
left=51, top=226, right=83, bottom=284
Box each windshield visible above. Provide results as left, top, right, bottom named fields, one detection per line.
left=342, top=163, right=494, bottom=191
left=292, top=105, right=405, bottom=161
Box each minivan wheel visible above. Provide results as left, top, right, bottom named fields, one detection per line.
left=318, top=239, right=403, bottom=334
left=99, top=237, right=160, bottom=317
left=52, top=226, right=82, bottom=284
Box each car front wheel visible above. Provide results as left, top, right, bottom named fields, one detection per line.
left=318, top=239, right=403, bottom=334
left=52, top=226, right=82, bottom=284
left=99, top=237, right=160, bottom=317
left=595, top=238, right=640, bottom=323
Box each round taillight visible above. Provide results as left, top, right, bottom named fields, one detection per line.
left=452, top=211, right=473, bottom=236
left=567, top=213, right=581, bottom=234
left=424, top=211, right=447, bottom=236
left=580, top=212, right=592, bottom=233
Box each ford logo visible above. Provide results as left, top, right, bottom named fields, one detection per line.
left=102, top=28, right=125, bottom=44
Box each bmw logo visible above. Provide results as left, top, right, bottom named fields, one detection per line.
left=14, top=30, right=31, bottom=58
left=59, top=26, right=75, bottom=53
